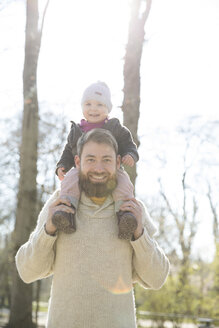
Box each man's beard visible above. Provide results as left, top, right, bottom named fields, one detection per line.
left=79, top=171, right=117, bottom=198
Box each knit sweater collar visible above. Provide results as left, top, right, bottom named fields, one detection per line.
left=78, top=192, right=114, bottom=218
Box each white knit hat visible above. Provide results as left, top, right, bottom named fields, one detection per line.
left=81, top=81, right=112, bottom=112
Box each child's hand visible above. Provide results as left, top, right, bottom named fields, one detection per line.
left=121, top=154, right=135, bottom=167
left=57, top=167, right=66, bottom=181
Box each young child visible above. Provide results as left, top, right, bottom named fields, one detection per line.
left=53, top=81, right=139, bottom=240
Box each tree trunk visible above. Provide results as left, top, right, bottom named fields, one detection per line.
left=122, top=0, right=152, bottom=185
left=8, top=1, right=42, bottom=327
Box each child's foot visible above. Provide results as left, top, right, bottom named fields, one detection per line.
left=117, top=211, right=138, bottom=240
left=52, top=205, right=76, bottom=234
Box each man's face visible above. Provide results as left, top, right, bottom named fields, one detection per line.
left=75, top=141, right=121, bottom=197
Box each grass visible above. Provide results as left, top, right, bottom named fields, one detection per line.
left=32, top=302, right=48, bottom=313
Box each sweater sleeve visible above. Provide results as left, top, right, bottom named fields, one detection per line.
left=105, top=119, right=139, bottom=162
left=15, top=191, right=59, bottom=284
left=56, top=122, right=82, bottom=174
left=56, top=142, right=75, bottom=174
left=130, top=203, right=170, bottom=290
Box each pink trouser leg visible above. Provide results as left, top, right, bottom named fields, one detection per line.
left=60, top=168, right=80, bottom=209
left=112, top=168, right=134, bottom=212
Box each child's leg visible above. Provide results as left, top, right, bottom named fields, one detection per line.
left=112, top=168, right=134, bottom=211
left=60, top=168, right=80, bottom=209
left=52, top=168, right=80, bottom=234
left=112, top=168, right=137, bottom=240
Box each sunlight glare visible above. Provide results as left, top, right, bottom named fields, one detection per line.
left=39, top=0, right=130, bottom=115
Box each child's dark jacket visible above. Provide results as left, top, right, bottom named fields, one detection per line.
left=56, top=118, right=139, bottom=174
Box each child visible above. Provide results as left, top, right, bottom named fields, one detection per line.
left=53, top=81, right=139, bottom=240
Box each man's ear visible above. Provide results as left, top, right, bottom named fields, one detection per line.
left=74, top=155, right=80, bottom=169
left=116, top=155, right=121, bottom=169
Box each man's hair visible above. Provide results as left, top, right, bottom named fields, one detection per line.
left=77, top=128, right=118, bottom=158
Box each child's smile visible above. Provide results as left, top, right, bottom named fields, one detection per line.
left=83, top=99, right=109, bottom=123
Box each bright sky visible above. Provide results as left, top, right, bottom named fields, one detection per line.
left=1, top=0, right=219, bottom=123
left=0, top=0, right=219, bottom=260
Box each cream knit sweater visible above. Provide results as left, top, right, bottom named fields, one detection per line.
left=16, top=190, right=169, bottom=328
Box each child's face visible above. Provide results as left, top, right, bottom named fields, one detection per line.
left=82, top=99, right=109, bottom=123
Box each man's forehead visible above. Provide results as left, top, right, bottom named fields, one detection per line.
left=81, top=141, right=116, bottom=157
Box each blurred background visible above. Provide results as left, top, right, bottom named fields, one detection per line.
left=0, top=0, right=219, bottom=327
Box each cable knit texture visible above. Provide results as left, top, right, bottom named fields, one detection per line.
left=16, top=190, right=169, bottom=328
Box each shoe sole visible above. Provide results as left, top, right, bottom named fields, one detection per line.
left=52, top=211, right=76, bottom=234
left=118, top=213, right=138, bottom=240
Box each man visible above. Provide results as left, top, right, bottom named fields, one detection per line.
left=16, top=129, right=169, bottom=328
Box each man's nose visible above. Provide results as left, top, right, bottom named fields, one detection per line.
left=93, top=162, right=104, bottom=172
left=90, top=104, right=98, bottom=111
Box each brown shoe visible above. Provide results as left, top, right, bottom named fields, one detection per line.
left=117, top=211, right=138, bottom=240
left=52, top=206, right=76, bottom=234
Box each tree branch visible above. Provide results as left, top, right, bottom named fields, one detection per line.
left=159, top=179, right=181, bottom=229
left=39, top=0, right=50, bottom=37
left=140, top=0, right=152, bottom=26
left=207, top=184, right=219, bottom=243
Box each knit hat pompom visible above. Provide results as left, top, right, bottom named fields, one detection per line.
left=81, top=81, right=112, bottom=112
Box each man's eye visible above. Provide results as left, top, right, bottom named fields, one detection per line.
left=104, top=159, right=111, bottom=163
left=87, top=158, right=94, bottom=163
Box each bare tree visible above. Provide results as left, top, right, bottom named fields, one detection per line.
left=207, top=187, right=219, bottom=316
left=8, top=1, right=49, bottom=327
left=160, top=174, right=198, bottom=264
left=0, top=235, right=11, bottom=308
left=159, top=162, right=199, bottom=313
left=207, top=184, right=219, bottom=244
left=0, top=110, right=68, bottom=324
left=122, top=0, right=152, bottom=185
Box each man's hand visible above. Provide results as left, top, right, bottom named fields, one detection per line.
left=119, top=198, right=143, bottom=240
left=45, top=198, right=75, bottom=235
left=57, top=167, right=66, bottom=181
left=121, top=154, right=135, bottom=167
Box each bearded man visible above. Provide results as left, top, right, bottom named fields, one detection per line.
left=16, top=129, right=169, bottom=328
